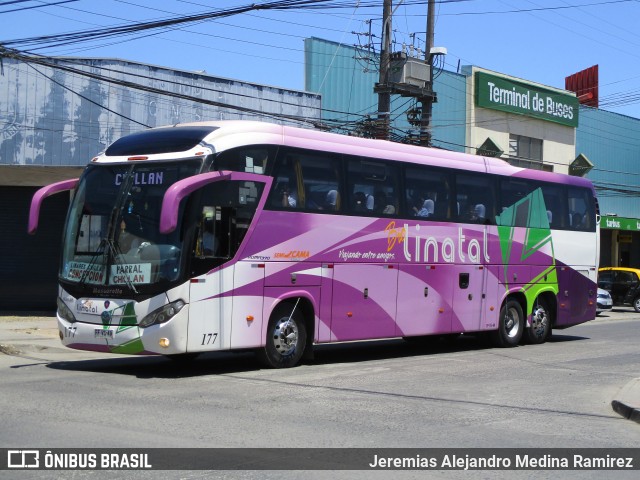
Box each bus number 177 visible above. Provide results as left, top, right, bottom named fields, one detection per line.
left=201, top=333, right=218, bottom=346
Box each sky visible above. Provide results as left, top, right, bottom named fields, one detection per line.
left=1, top=0, right=640, bottom=119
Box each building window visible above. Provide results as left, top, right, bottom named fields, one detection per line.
left=508, top=134, right=547, bottom=170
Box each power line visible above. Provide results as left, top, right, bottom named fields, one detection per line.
left=0, top=0, right=78, bottom=14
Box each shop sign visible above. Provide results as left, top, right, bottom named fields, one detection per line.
left=475, top=71, right=579, bottom=127
left=600, top=215, right=640, bottom=231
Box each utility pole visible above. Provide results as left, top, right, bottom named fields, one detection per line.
left=420, top=0, right=436, bottom=146
left=376, top=0, right=392, bottom=139
left=374, top=0, right=437, bottom=144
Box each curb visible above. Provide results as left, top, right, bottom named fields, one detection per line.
left=611, top=378, right=640, bottom=424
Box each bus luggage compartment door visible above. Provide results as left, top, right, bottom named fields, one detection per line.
left=330, top=263, right=398, bottom=342
left=450, top=265, right=488, bottom=333
left=396, top=264, right=453, bottom=337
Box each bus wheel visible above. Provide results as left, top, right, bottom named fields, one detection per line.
left=257, top=303, right=307, bottom=368
left=490, top=299, right=523, bottom=347
left=524, top=298, right=551, bottom=344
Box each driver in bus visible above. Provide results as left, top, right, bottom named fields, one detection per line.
left=118, top=219, right=145, bottom=254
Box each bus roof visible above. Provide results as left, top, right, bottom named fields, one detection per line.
left=100, top=120, right=595, bottom=191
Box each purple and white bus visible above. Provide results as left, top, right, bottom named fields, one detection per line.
left=29, top=121, right=599, bottom=367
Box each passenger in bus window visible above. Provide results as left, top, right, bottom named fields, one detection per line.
left=324, top=190, right=338, bottom=211
left=410, top=193, right=424, bottom=215
left=571, top=212, right=583, bottom=229
left=118, top=219, right=142, bottom=253
left=353, top=192, right=368, bottom=212
left=374, top=191, right=395, bottom=215
left=416, top=198, right=434, bottom=217
left=281, top=180, right=297, bottom=208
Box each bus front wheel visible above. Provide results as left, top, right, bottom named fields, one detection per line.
left=257, top=303, right=307, bottom=368
left=491, top=299, right=523, bottom=347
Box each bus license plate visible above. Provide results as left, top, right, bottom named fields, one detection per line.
left=94, top=329, right=114, bottom=339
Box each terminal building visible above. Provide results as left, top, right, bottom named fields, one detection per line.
left=305, top=37, right=640, bottom=271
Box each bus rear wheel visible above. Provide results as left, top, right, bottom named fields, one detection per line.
left=490, top=299, right=523, bottom=347
left=524, top=298, right=551, bottom=344
left=257, top=303, right=307, bottom=368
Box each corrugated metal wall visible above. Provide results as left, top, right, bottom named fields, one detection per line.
left=0, top=57, right=322, bottom=166
left=580, top=107, right=640, bottom=218
left=304, top=37, right=466, bottom=152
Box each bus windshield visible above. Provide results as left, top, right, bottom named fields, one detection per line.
left=60, top=160, right=202, bottom=294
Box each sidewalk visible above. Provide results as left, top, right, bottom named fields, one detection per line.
left=1, top=313, right=639, bottom=423
left=0, top=313, right=103, bottom=361
left=612, top=378, right=640, bottom=424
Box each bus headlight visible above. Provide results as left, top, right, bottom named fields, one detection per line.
left=57, top=297, right=77, bottom=323
left=139, top=300, right=186, bottom=328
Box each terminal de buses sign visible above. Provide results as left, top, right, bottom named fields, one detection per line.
left=475, top=71, right=579, bottom=127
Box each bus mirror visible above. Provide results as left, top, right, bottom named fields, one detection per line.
left=160, top=171, right=272, bottom=234
left=28, top=178, right=79, bottom=234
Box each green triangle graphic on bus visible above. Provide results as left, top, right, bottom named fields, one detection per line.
left=116, top=302, right=138, bottom=333
left=496, top=188, right=558, bottom=299
left=521, top=189, right=552, bottom=262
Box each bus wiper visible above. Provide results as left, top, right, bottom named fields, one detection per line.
left=77, top=237, right=108, bottom=288
left=76, top=237, right=138, bottom=294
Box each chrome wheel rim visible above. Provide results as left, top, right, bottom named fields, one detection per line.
left=272, top=318, right=299, bottom=356
left=504, top=306, right=521, bottom=338
left=530, top=305, right=548, bottom=339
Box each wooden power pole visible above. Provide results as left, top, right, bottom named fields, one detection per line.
left=420, top=0, right=436, bottom=146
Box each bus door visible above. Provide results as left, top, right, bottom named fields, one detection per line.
left=450, top=264, right=487, bottom=333
left=188, top=265, right=236, bottom=352
left=396, top=265, right=453, bottom=337
left=330, top=263, right=398, bottom=342
left=230, top=261, right=266, bottom=349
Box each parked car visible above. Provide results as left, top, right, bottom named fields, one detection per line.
left=596, top=288, right=613, bottom=315
left=598, top=267, right=640, bottom=312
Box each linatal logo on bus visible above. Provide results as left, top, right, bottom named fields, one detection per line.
left=388, top=221, right=491, bottom=264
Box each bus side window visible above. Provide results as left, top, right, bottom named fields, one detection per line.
left=404, top=168, right=451, bottom=220
left=346, top=156, right=398, bottom=216
left=213, top=146, right=276, bottom=174
left=268, top=149, right=342, bottom=212
left=568, top=187, right=595, bottom=231
left=456, top=173, right=496, bottom=225
left=297, top=153, right=342, bottom=212
left=498, top=178, right=539, bottom=227
left=268, top=153, right=301, bottom=209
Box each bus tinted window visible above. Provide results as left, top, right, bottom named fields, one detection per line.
left=500, top=178, right=538, bottom=227
left=268, top=148, right=342, bottom=211
left=346, top=157, right=399, bottom=216
left=456, top=174, right=496, bottom=225
left=214, top=146, right=276, bottom=174
left=298, top=153, right=342, bottom=212
left=539, top=183, right=567, bottom=229
left=105, top=126, right=218, bottom=156
left=404, top=166, right=452, bottom=221
left=568, top=187, right=595, bottom=231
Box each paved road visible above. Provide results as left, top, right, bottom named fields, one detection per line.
left=0, top=308, right=639, bottom=479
